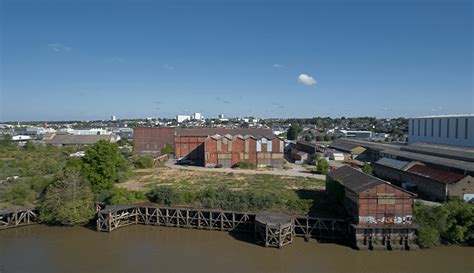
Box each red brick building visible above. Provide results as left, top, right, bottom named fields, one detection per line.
left=202, top=134, right=284, bottom=168
left=326, top=165, right=417, bottom=250
left=327, top=165, right=415, bottom=226
left=133, top=127, right=175, bottom=155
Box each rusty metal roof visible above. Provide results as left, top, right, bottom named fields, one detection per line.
left=407, top=164, right=465, bottom=184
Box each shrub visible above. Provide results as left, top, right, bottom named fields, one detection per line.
left=316, top=159, right=329, bottom=175
left=133, top=155, right=155, bottom=169
left=361, top=162, right=373, bottom=175
left=215, top=164, right=223, bottom=168
left=160, top=144, right=174, bottom=155
left=232, top=161, right=256, bottom=169
left=106, top=188, right=146, bottom=205
left=147, top=186, right=181, bottom=206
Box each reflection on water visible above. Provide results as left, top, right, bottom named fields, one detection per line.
left=0, top=225, right=473, bottom=273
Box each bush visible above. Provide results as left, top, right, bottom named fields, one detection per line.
left=361, top=162, right=373, bottom=175
left=147, top=186, right=181, bottom=206
left=105, top=188, right=146, bottom=205
left=215, top=164, right=223, bottom=168
left=160, top=144, right=174, bottom=155
left=232, top=161, right=256, bottom=169
left=316, top=159, right=329, bottom=175
left=133, top=156, right=155, bottom=169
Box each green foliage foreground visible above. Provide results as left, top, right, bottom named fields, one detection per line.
left=415, top=199, right=474, bottom=248
left=146, top=185, right=311, bottom=213
left=39, top=169, right=95, bottom=226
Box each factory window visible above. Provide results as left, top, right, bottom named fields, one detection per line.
left=466, top=118, right=469, bottom=139
left=424, top=119, right=427, bottom=136
left=377, top=194, right=395, bottom=205
left=446, top=119, right=450, bottom=138
left=438, top=119, right=442, bottom=137
left=455, top=118, right=459, bottom=139
left=431, top=119, right=434, bottom=137
left=417, top=119, right=420, bottom=136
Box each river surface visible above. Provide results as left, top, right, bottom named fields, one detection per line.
left=0, top=225, right=473, bottom=273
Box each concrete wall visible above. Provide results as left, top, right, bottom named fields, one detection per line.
left=408, top=115, right=474, bottom=147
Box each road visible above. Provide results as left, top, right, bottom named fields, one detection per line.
left=166, top=160, right=326, bottom=180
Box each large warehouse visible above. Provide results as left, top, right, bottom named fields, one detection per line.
left=134, top=127, right=283, bottom=168
left=408, top=114, right=474, bottom=147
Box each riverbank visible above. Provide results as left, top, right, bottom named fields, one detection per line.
left=1, top=225, right=473, bottom=273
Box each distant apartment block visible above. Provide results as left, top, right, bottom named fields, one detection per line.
left=408, top=114, right=474, bottom=147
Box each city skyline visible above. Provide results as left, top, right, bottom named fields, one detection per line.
left=1, top=0, right=473, bottom=121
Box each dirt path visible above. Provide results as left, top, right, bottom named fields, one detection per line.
left=165, top=160, right=326, bottom=180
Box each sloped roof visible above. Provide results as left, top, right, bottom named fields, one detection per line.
left=375, top=157, right=411, bottom=170
left=327, top=165, right=384, bottom=193
left=329, top=139, right=365, bottom=153
left=401, top=142, right=474, bottom=163
left=407, top=164, right=465, bottom=184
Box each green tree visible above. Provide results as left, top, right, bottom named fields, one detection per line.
left=316, top=135, right=324, bottom=142
left=361, top=162, right=373, bottom=175
left=39, top=169, right=95, bottom=225
left=316, top=159, right=329, bottom=175
left=442, top=199, right=474, bottom=243
left=304, top=134, right=313, bottom=142
left=287, top=124, right=303, bottom=140
left=81, top=140, right=128, bottom=193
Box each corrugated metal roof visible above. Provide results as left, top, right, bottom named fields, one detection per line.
left=328, top=139, right=364, bottom=153
left=381, top=149, right=474, bottom=172
left=401, top=142, right=474, bottom=163
left=407, top=164, right=465, bottom=184
left=375, top=158, right=411, bottom=170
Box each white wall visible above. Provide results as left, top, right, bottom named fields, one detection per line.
left=408, top=115, right=474, bottom=147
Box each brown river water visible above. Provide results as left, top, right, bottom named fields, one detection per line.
left=0, top=225, right=473, bottom=273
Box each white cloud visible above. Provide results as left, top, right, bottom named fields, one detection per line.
left=48, top=43, right=72, bottom=52
left=107, top=57, right=125, bottom=63
left=273, top=63, right=284, bottom=69
left=162, top=64, right=175, bottom=70
left=297, top=73, right=317, bottom=86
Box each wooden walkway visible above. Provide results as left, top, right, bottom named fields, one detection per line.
left=0, top=208, right=38, bottom=230
left=96, top=205, right=349, bottom=244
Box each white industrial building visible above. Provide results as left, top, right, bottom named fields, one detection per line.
left=408, top=114, right=474, bottom=147
left=176, top=115, right=191, bottom=123
left=338, top=130, right=373, bottom=139
left=192, top=112, right=203, bottom=120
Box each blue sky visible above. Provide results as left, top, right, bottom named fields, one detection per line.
left=1, top=0, right=472, bottom=121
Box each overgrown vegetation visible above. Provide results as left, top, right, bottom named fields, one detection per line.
left=160, top=144, right=174, bottom=155
left=361, top=162, right=373, bottom=175
left=232, top=161, right=256, bottom=169
left=133, top=155, right=155, bottom=169
left=415, top=199, right=474, bottom=248
left=38, top=168, right=95, bottom=226
left=145, top=185, right=312, bottom=213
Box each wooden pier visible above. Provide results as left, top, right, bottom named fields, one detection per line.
left=0, top=208, right=38, bottom=230
left=96, top=205, right=348, bottom=248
